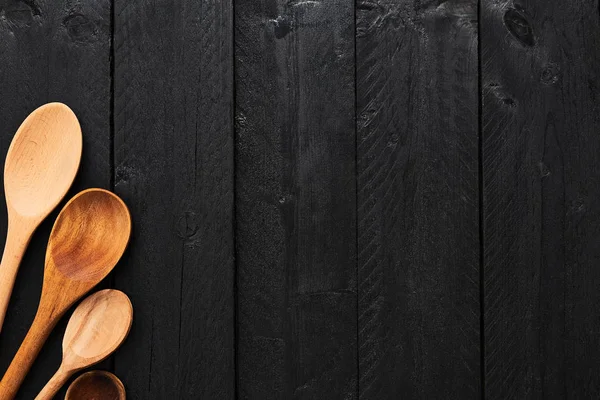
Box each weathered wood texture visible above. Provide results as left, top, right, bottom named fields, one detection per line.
left=356, top=1, right=480, bottom=398
left=112, top=0, right=235, bottom=398
left=3, top=0, right=600, bottom=397
left=234, top=0, right=357, bottom=398
left=482, top=0, right=600, bottom=398
left=0, top=0, right=111, bottom=398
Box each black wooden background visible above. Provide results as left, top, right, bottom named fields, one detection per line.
left=0, top=0, right=599, bottom=398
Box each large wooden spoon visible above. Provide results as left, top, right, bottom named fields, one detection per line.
left=36, top=290, right=133, bottom=400
left=0, top=102, right=82, bottom=331
left=0, top=189, right=131, bottom=399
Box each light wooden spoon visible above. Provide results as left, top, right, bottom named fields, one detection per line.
left=0, top=102, right=82, bottom=331
left=36, top=290, right=133, bottom=400
left=0, top=189, right=131, bottom=399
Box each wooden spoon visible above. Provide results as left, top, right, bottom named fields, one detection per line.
left=0, top=189, right=131, bottom=399
left=36, top=290, right=133, bottom=400
left=65, top=371, right=126, bottom=400
left=0, top=102, right=82, bottom=331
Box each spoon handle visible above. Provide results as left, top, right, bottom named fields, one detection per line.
left=0, top=312, right=55, bottom=399
left=0, top=218, right=34, bottom=332
left=35, top=366, right=72, bottom=400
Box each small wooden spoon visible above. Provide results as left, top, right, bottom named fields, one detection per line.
left=0, top=189, right=131, bottom=399
left=0, top=102, right=82, bottom=331
left=65, top=371, right=126, bottom=400
left=36, top=290, right=133, bottom=400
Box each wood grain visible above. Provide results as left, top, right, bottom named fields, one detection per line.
left=235, top=0, right=357, bottom=398
left=356, top=0, right=480, bottom=398
left=482, top=0, right=600, bottom=398
left=0, top=0, right=111, bottom=397
left=112, top=0, right=235, bottom=398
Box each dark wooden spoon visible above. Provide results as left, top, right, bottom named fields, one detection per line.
left=65, top=371, right=126, bottom=400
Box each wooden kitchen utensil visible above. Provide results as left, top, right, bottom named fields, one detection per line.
left=0, top=102, right=82, bottom=331
left=36, top=290, right=132, bottom=400
left=0, top=189, right=131, bottom=399
left=65, top=371, right=126, bottom=400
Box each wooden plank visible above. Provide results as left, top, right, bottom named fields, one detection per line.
left=234, top=0, right=357, bottom=398
left=0, top=0, right=111, bottom=398
left=356, top=0, right=480, bottom=398
left=112, top=0, right=235, bottom=398
left=482, top=0, right=600, bottom=398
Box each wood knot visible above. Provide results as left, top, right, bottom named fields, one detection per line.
left=487, top=82, right=517, bottom=108
left=503, top=7, right=535, bottom=47
left=235, top=112, right=247, bottom=130
left=177, top=211, right=199, bottom=240
left=356, top=0, right=378, bottom=11
left=387, top=133, right=400, bottom=148
left=540, top=64, right=560, bottom=85
left=63, top=13, right=96, bottom=43
left=115, top=165, right=135, bottom=186
left=270, top=15, right=293, bottom=39
left=568, top=198, right=586, bottom=215
left=1, top=0, right=40, bottom=29
left=538, top=161, right=551, bottom=178
left=502, top=97, right=516, bottom=107
left=287, top=0, right=321, bottom=8
left=358, top=107, right=377, bottom=127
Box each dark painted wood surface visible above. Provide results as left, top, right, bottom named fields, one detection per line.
left=235, top=0, right=356, bottom=398
left=112, top=0, right=234, bottom=398
left=356, top=0, right=480, bottom=398
left=0, top=0, right=598, bottom=398
left=482, top=0, right=600, bottom=398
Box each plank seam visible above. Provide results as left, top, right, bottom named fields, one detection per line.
left=109, top=0, right=116, bottom=375
left=354, top=0, right=360, bottom=398
left=477, top=0, right=485, bottom=397
left=232, top=0, right=239, bottom=397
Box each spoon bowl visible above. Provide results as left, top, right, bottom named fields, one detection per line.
left=48, top=189, right=131, bottom=283
left=66, top=371, right=126, bottom=400
left=36, top=290, right=133, bottom=400
left=63, top=289, right=132, bottom=366
left=5, top=103, right=82, bottom=218
left=0, top=189, right=131, bottom=399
